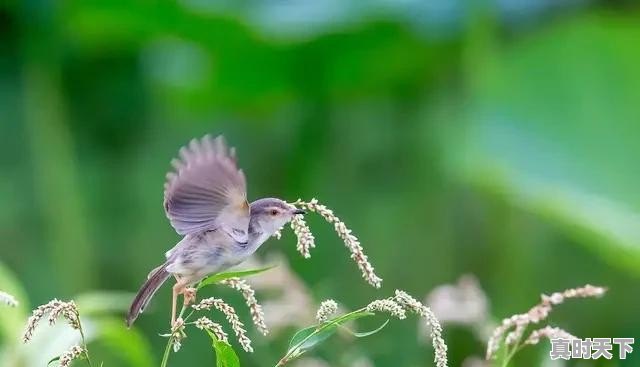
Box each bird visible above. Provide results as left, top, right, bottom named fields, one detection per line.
left=126, top=135, right=305, bottom=328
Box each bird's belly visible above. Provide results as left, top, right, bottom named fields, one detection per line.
left=166, top=234, right=259, bottom=281
left=167, top=245, right=227, bottom=277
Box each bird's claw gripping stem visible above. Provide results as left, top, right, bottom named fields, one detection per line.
left=183, top=287, right=197, bottom=306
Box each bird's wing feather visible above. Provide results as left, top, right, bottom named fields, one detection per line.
left=163, top=135, right=249, bottom=242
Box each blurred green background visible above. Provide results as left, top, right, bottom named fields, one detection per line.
left=1, top=0, right=640, bottom=366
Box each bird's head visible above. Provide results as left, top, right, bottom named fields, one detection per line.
left=249, top=198, right=305, bottom=235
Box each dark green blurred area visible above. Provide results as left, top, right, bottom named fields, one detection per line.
left=1, top=1, right=640, bottom=366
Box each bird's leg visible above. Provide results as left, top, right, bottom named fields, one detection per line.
left=172, top=275, right=197, bottom=307
left=183, top=287, right=197, bottom=306
left=171, top=280, right=187, bottom=327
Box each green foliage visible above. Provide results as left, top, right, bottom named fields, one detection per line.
left=47, top=356, right=61, bottom=366
left=1, top=1, right=639, bottom=366
left=284, top=311, right=377, bottom=363
left=342, top=319, right=390, bottom=338
left=0, top=279, right=154, bottom=366
left=213, top=340, right=240, bottom=367
left=160, top=267, right=277, bottom=367
left=94, top=318, right=156, bottom=367
left=198, top=266, right=276, bottom=289
left=443, top=15, right=640, bottom=273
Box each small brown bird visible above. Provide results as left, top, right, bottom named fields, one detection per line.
left=126, top=135, right=304, bottom=327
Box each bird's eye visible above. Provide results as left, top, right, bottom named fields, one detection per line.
left=270, top=209, right=279, bottom=216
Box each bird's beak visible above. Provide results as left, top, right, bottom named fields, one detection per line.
left=292, top=209, right=306, bottom=215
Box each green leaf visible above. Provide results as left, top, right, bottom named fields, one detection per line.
left=287, top=325, right=336, bottom=357
left=213, top=340, right=240, bottom=367
left=286, top=311, right=375, bottom=359
left=47, top=354, right=87, bottom=367
left=342, top=319, right=390, bottom=338
left=330, top=311, right=375, bottom=324
left=198, top=265, right=276, bottom=289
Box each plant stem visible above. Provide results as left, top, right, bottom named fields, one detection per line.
left=76, top=317, right=94, bottom=367
left=500, top=340, right=524, bottom=367
left=160, top=336, right=173, bottom=367
left=160, top=301, right=192, bottom=367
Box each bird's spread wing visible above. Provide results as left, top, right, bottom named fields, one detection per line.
left=163, top=135, right=250, bottom=242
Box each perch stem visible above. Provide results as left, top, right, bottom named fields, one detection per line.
left=160, top=335, right=173, bottom=367
left=76, top=318, right=94, bottom=367
left=160, top=302, right=190, bottom=367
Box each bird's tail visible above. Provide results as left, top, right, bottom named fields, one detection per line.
left=126, top=264, right=171, bottom=328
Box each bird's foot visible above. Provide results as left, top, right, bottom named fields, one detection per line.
left=182, top=287, right=197, bottom=306
left=171, top=317, right=185, bottom=333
